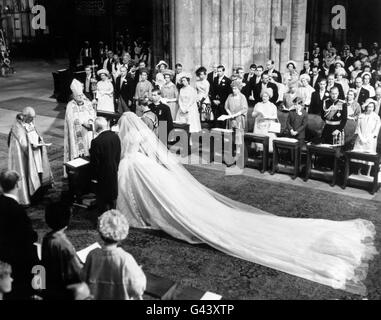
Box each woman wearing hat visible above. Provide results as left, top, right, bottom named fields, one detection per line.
left=252, top=89, right=279, bottom=153
left=362, top=72, right=376, bottom=98
left=176, top=72, right=201, bottom=133
left=224, top=81, right=248, bottom=146
left=96, top=69, right=115, bottom=113
left=335, top=67, right=349, bottom=96
left=154, top=60, right=170, bottom=90
left=82, top=210, right=146, bottom=300
left=344, top=89, right=362, bottom=147
left=353, top=99, right=381, bottom=175
left=161, top=70, right=178, bottom=119
left=297, top=74, right=315, bottom=108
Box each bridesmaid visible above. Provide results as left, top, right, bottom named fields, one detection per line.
left=176, top=73, right=201, bottom=133
left=161, top=71, right=179, bottom=120
left=195, top=66, right=212, bottom=123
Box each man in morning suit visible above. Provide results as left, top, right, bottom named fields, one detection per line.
left=81, top=66, right=95, bottom=101
left=353, top=77, right=370, bottom=108
left=260, top=73, right=279, bottom=104
left=210, top=65, right=232, bottom=128
left=115, top=66, right=134, bottom=113
left=90, top=117, right=121, bottom=216
left=264, top=60, right=282, bottom=84
left=0, top=170, right=39, bottom=300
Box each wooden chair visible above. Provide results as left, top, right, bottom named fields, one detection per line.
left=271, top=138, right=301, bottom=179
left=343, top=151, right=381, bottom=195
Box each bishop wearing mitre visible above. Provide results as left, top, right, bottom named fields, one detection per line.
left=7, top=107, right=54, bottom=205
left=64, top=79, right=96, bottom=176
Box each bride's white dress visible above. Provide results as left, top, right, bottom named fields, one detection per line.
left=116, top=112, right=377, bottom=296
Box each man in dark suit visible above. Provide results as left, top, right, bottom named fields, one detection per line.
left=264, top=60, right=282, bottom=84
left=327, top=74, right=345, bottom=101
left=309, top=78, right=329, bottom=115
left=102, top=50, right=114, bottom=75
left=210, top=65, right=232, bottom=128
left=82, top=66, right=95, bottom=101
left=310, top=66, right=325, bottom=91
left=115, top=66, right=134, bottom=113
left=285, top=97, right=308, bottom=145
left=207, top=64, right=218, bottom=96
left=0, top=170, right=38, bottom=300
left=260, top=73, right=279, bottom=104
left=250, top=65, right=265, bottom=104
left=90, top=117, right=121, bottom=216
left=149, top=89, right=174, bottom=142
left=242, top=64, right=256, bottom=99
left=352, top=76, right=370, bottom=108
left=300, top=60, right=314, bottom=78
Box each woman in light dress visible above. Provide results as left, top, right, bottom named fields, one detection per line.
left=96, top=69, right=115, bottom=113
left=161, top=71, right=178, bottom=120
left=116, top=112, right=377, bottom=296
left=195, top=67, right=211, bottom=123
left=297, top=74, right=315, bottom=108
left=344, top=89, right=362, bottom=146
left=176, top=73, right=201, bottom=133
left=224, top=81, right=248, bottom=146
left=154, top=60, right=170, bottom=90
left=252, top=90, right=279, bottom=152
left=335, top=67, right=350, bottom=96
left=353, top=99, right=381, bottom=176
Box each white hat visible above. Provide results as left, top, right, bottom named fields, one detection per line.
left=178, top=72, right=192, bottom=81
left=70, top=79, right=84, bottom=96
left=97, top=69, right=110, bottom=76
left=155, top=60, right=169, bottom=70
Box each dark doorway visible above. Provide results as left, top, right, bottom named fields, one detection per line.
left=40, top=0, right=171, bottom=68
left=306, top=0, right=381, bottom=51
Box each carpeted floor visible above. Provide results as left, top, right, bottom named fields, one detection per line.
left=1, top=132, right=380, bottom=300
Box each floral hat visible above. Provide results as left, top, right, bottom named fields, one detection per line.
left=98, top=210, right=130, bottom=242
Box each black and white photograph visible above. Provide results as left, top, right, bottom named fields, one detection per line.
left=0, top=0, right=381, bottom=306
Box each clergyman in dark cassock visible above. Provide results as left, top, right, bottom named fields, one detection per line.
left=90, top=117, right=121, bottom=215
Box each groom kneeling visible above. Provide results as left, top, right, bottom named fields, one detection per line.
left=90, top=117, right=121, bottom=216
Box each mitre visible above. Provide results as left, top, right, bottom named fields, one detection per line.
left=70, top=79, right=84, bottom=96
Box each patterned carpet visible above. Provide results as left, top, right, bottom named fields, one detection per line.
left=1, top=131, right=380, bottom=300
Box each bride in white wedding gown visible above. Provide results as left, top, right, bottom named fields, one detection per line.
left=116, top=112, right=377, bottom=296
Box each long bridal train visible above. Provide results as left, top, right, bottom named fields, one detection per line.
left=116, top=112, right=377, bottom=296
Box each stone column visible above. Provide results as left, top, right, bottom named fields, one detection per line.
left=219, top=0, right=234, bottom=74
left=241, top=0, right=255, bottom=69
left=290, top=0, right=308, bottom=70
left=270, top=0, right=282, bottom=71
left=233, top=0, right=242, bottom=69
left=174, top=0, right=197, bottom=72
left=253, top=0, right=272, bottom=66
left=280, top=0, right=293, bottom=73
